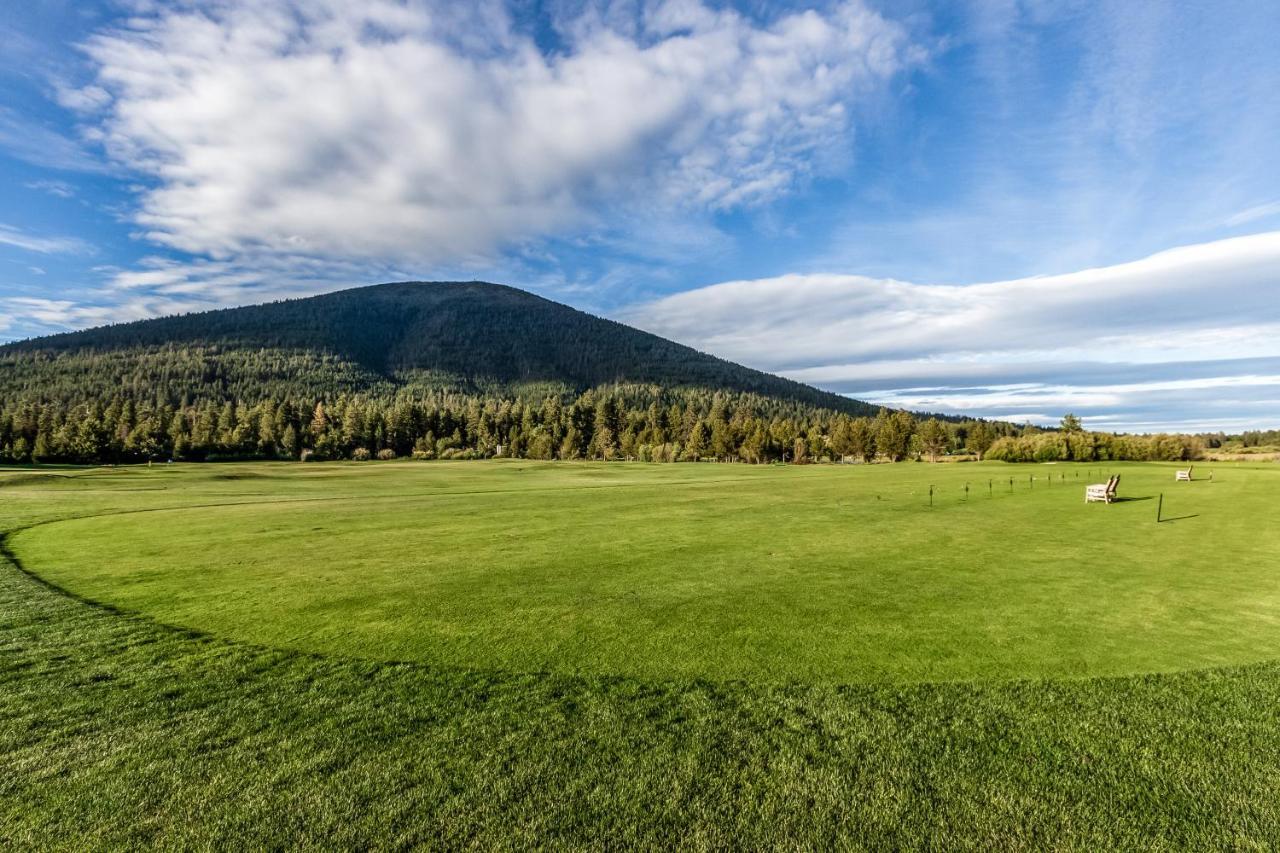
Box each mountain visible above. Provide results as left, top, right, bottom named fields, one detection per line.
left=1, top=281, right=877, bottom=416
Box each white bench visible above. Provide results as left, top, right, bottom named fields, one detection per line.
left=1175, top=466, right=1193, bottom=481
left=1085, top=474, right=1119, bottom=503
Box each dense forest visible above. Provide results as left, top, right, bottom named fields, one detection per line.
left=0, top=379, right=975, bottom=464
left=0, top=389, right=1212, bottom=466
left=0, top=281, right=1239, bottom=465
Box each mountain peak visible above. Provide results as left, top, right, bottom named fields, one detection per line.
left=1, top=281, right=876, bottom=416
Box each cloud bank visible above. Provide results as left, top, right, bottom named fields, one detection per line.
left=624, top=232, right=1280, bottom=431
left=67, top=0, right=916, bottom=265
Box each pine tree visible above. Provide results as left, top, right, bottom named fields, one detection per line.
left=282, top=424, right=300, bottom=459
left=969, top=421, right=995, bottom=459
left=919, top=418, right=949, bottom=462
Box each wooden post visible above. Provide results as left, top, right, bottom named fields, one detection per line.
left=1156, top=493, right=1163, bottom=523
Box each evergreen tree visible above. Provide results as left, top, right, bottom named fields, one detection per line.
left=968, top=421, right=995, bottom=459
left=918, top=418, right=949, bottom=462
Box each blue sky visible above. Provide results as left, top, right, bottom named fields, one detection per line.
left=2, top=0, right=1279, bottom=431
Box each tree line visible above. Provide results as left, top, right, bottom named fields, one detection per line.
left=0, top=387, right=940, bottom=465
left=0, top=389, right=1212, bottom=466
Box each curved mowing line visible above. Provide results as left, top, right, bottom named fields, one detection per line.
left=0, top=528, right=496, bottom=681
left=3, top=525, right=1278, bottom=692
left=10, top=464, right=1277, bottom=687
left=9, top=506, right=1280, bottom=690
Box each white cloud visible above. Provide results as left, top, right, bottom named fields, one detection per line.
left=24, top=180, right=78, bottom=199
left=623, top=231, right=1280, bottom=431
left=68, top=0, right=917, bottom=265
left=99, top=252, right=413, bottom=306
left=0, top=107, right=112, bottom=174
left=0, top=224, right=92, bottom=255
left=1224, top=201, right=1280, bottom=228
left=0, top=295, right=200, bottom=336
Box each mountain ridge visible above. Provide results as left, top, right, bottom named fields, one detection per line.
left=2, top=280, right=879, bottom=416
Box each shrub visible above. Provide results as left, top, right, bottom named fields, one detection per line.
left=351, top=447, right=372, bottom=461
left=376, top=448, right=397, bottom=461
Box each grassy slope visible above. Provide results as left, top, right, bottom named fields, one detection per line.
left=7, top=461, right=1280, bottom=682
left=2, top=461, right=1280, bottom=846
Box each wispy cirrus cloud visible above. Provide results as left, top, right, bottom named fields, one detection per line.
left=24, top=179, right=77, bottom=199
left=0, top=294, right=204, bottom=340
left=0, top=223, right=92, bottom=255
left=0, top=106, right=112, bottom=175
left=624, top=231, right=1280, bottom=431
left=1224, top=201, right=1280, bottom=228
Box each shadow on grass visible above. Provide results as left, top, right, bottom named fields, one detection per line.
left=1160, top=514, right=1200, bottom=523
left=1111, top=496, right=1154, bottom=503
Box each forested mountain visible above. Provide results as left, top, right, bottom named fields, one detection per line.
left=0, top=282, right=1206, bottom=465
left=0, top=281, right=872, bottom=413
left=1, top=280, right=906, bottom=464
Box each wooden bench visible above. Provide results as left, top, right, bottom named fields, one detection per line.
left=1175, top=466, right=1193, bottom=481
left=1085, top=474, right=1119, bottom=503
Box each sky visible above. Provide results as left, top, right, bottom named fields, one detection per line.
left=1, top=0, right=1278, bottom=432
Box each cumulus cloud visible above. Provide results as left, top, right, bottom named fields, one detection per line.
left=66, top=0, right=917, bottom=264
left=623, top=232, right=1280, bottom=430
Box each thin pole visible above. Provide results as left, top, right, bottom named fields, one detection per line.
left=1156, top=492, right=1163, bottom=523
left=929, top=484, right=934, bottom=506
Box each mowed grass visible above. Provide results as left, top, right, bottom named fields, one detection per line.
left=7, top=460, right=1280, bottom=682
left=3, top=460, right=1280, bottom=847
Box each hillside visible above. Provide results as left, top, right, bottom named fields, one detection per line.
left=1, top=281, right=875, bottom=416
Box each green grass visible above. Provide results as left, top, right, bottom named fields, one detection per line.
left=7, top=460, right=1280, bottom=682
left=3, top=460, right=1279, bottom=846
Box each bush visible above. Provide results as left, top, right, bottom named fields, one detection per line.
left=351, top=447, right=372, bottom=461
left=376, top=448, right=397, bottom=460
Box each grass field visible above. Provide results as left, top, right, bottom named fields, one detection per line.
left=3, top=460, right=1280, bottom=846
